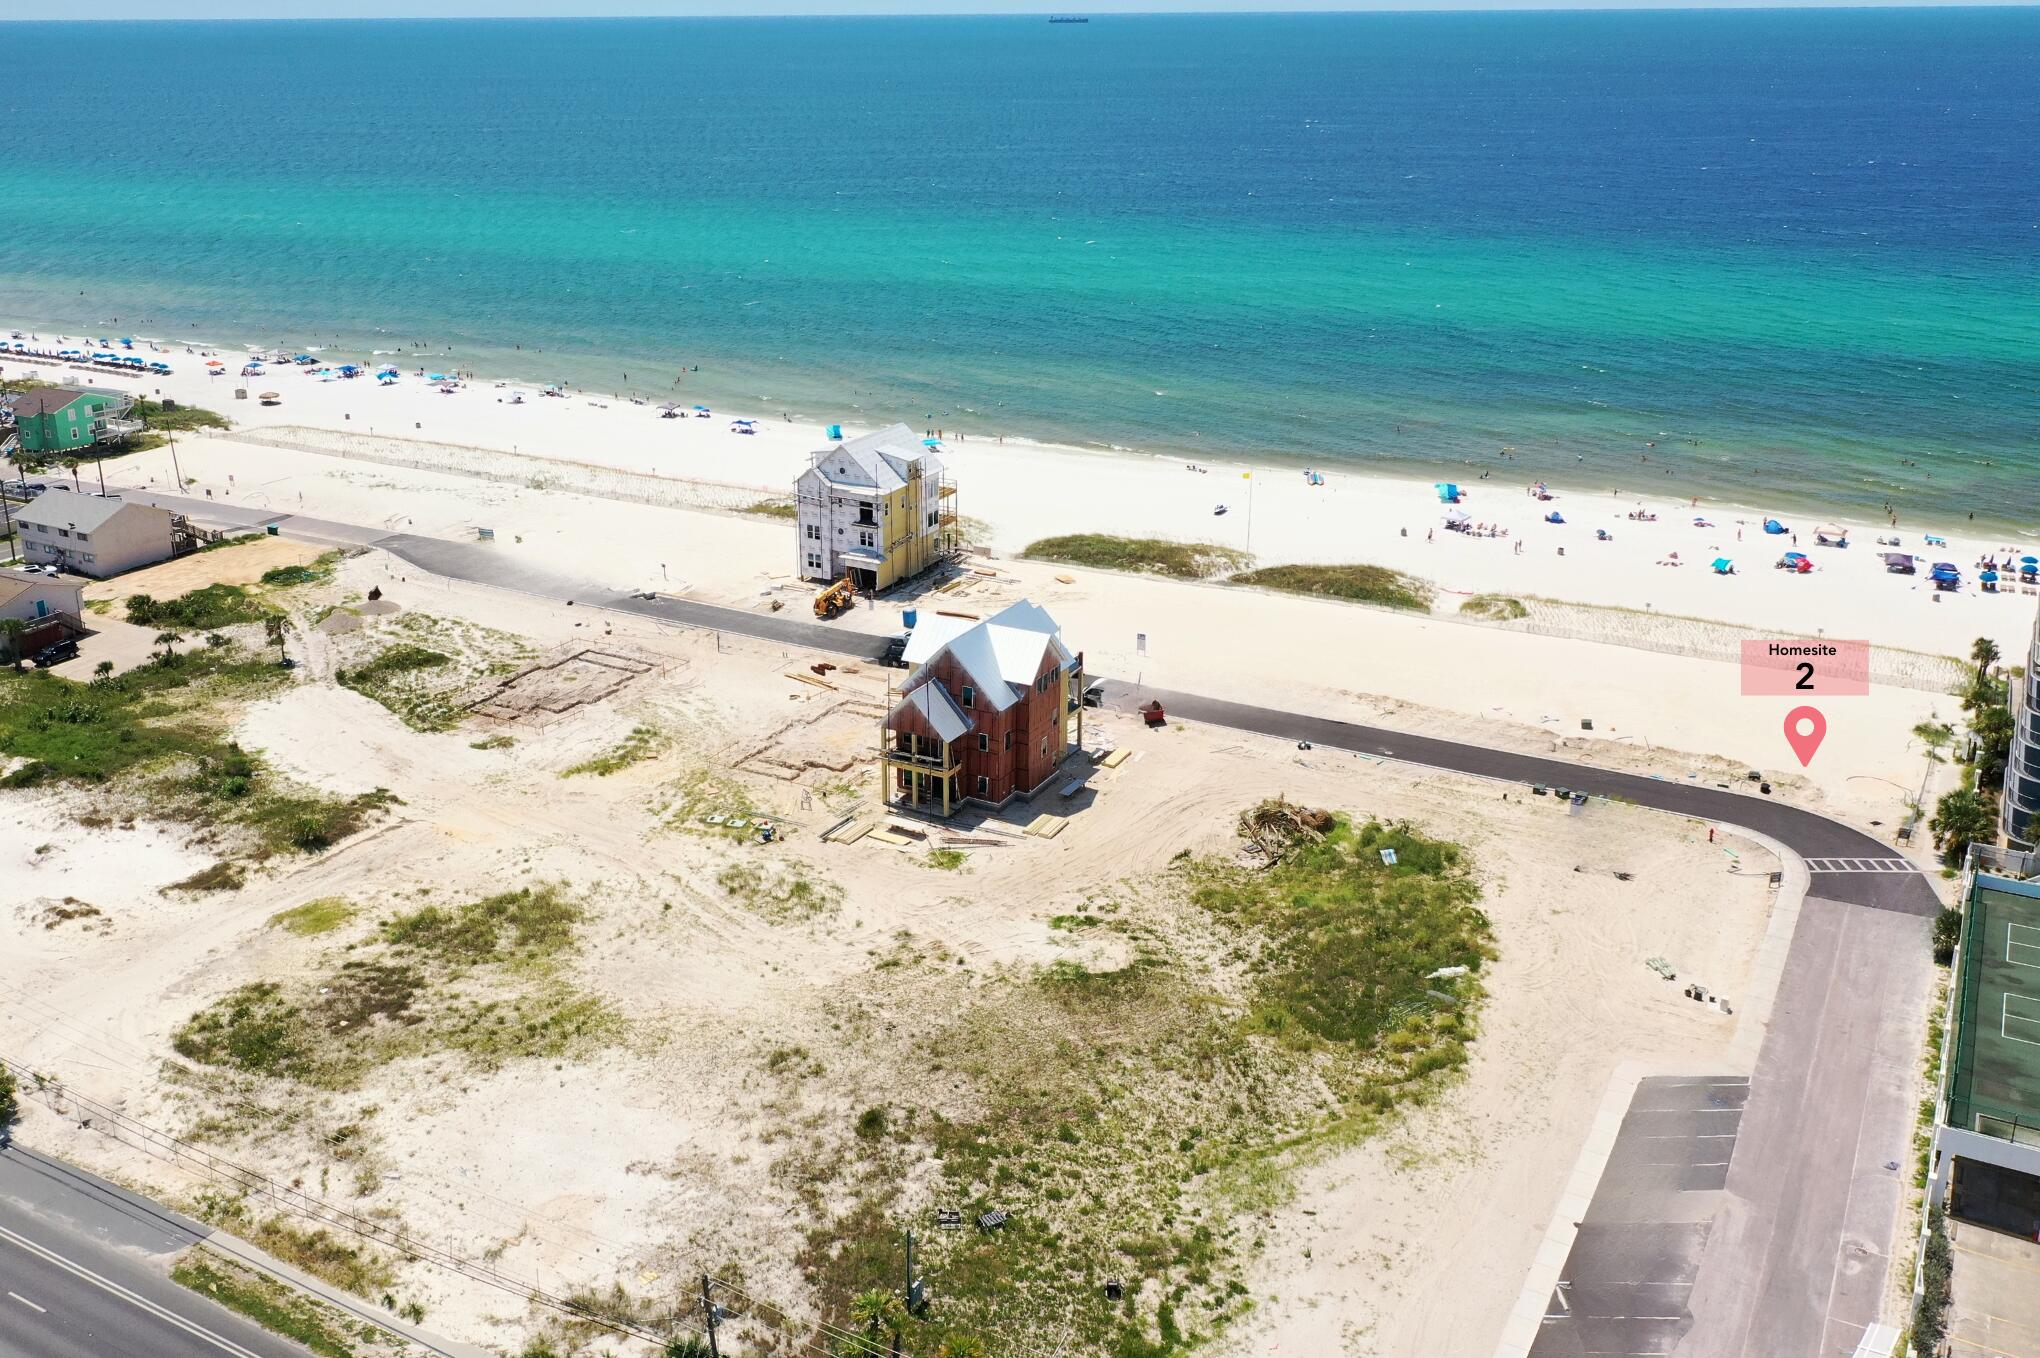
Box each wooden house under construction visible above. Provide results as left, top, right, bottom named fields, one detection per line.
left=880, top=600, right=1084, bottom=815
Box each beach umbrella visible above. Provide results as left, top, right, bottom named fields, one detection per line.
left=205, top=359, right=224, bottom=368
left=259, top=391, right=280, bottom=401
left=693, top=404, right=710, bottom=412
left=2022, top=556, right=2038, bottom=567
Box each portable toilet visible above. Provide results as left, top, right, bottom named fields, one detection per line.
left=902, top=608, right=918, bottom=632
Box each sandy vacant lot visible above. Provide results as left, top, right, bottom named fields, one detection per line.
left=0, top=547, right=1781, bottom=1358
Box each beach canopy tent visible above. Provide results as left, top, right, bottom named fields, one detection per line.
left=1712, top=557, right=1734, bottom=574
left=1763, top=518, right=1788, bottom=534
left=1544, top=511, right=1565, bottom=524
left=1435, top=482, right=1462, bottom=503
left=1882, top=553, right=1917, bottom=574
left=1444, top=508, right=1471, bottom=526
left=1929, top=563, right=1962, bottom=588
left=1814, top=524, right=1849, bottom=544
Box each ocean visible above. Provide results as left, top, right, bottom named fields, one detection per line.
left=1, top=11, right=2036, bottom=529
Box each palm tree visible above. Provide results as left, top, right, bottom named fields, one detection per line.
left=0, top=617, right=26, bottom=668
left=205, top=631, right=229, bottom=651
left=849, top=1289, right=907, bottom=1358
left=939, top=1338, right=986, bottom=1358
left=1973, top=636, right=2002, bottom=682
left=264, top=614, right=287, bottom=663
left=93, top=660, right=114, bottom=683
left=1912, top=720, right=1955, bottom=764
left=62, top=458, right=81, bottom=492
left=153, top=630, right=184, bottom=664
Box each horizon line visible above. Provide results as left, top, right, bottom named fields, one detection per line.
left=5, top=3, right=2039, bottom=18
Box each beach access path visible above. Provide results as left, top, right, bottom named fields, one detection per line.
left=107, top=487, right=1941, bottom=1354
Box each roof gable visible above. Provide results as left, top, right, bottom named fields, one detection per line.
left=890, top=679, right=974, bottom=744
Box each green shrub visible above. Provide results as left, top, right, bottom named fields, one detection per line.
left=1932, top=908, right=1962, bottom=965
left=1460, top=593, right=1528, bottom=620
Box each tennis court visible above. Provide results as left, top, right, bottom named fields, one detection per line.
left=1948, top=886, right=2040, bottom=1146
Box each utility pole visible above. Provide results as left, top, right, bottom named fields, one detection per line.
left=167, top=429, right=184, bottom=492
left=700, top=1274, right=721, bottom=1358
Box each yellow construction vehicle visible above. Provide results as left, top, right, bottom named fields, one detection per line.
left=814, top=572, right=855, bottom=619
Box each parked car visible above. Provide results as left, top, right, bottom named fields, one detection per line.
left=1081, top=681, right=1107, bottom=708
left=880, top=634, right=909, bottom=668
left=31, top=639, right=78, bottom=668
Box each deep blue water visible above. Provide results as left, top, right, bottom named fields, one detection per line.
left=0, top=11, right=2036, bottom=524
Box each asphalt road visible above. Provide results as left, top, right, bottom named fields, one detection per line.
left=0, top=1145, right=305, bottom=1358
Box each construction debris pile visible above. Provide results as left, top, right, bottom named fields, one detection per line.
left=1237, top=797, right=1335, bottom=865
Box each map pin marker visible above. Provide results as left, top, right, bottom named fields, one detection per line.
left=1783, top=705, right=1827, bottom=767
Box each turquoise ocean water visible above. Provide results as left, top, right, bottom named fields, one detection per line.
left=0, top=12, right=2035, bottom=528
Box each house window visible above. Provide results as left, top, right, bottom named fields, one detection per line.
left=806, top=553, right=822, bottom=571
left=960, top=685, right=974, bottom=708
left=81, top=553, right=94, bottom=564
left=75, top=532, right=88, bottom=543
left=858, top=530, right=875, bottom=548
left=805, top=523, right=820, bottom=541
left=977, top=776, right=990, bottom=796
left=1042, top=736, right=1050, bottom=757
left=927, top=511, right=938, bottom=528
left=977, top=734, right=989, bottom=752
left=56, top=528, right=69, bottom=538
left=1003, top=731, right=1012, bottom=751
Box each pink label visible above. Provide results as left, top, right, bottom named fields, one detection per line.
left=1740, top=639, right=1869, bottom=695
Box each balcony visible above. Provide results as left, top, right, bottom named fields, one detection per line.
left=92, top=417, right=143, bottom=441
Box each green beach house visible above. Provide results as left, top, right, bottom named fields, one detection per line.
left=9, top=387, right=142, bottom=455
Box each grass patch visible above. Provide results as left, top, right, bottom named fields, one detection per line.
left=270, top=897, right=357, bottom=936
left=0, top=650, right=391, bottom=857
left=171, top=1251, right=361, bottom=1358
left=740, top=498, right=799, bottom=519
left=798, top=807, right=1492, bottom=1356
left=659, top=769, right=764, bottom=838
left=260, top=552, right=342, bottom=588
left=469, top=733, right=515, bottom=750
left=1229, top=563, right=1433, bottom=611
left=561, top=725, right=664, bottom=778
left=715, top=860, right=842, bottom=922
left=382, top=884, right=582, bottom=967
left=168, top=861, right=246, bottom=894
left=133, top=398, right=233, bottom=434
left=127, top=584, right=276, bottom=630
left=189, top=1196, right=399, bottom=1299
left=925, top=847, right=967, bottom=871
left=336, top=644, right=458, bottom=731
left=175, top=884, right=614, bottom=1090
left=1459, top=593, right=1528, bottom=621
left=1022, top=534, right=1250, bottom=580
